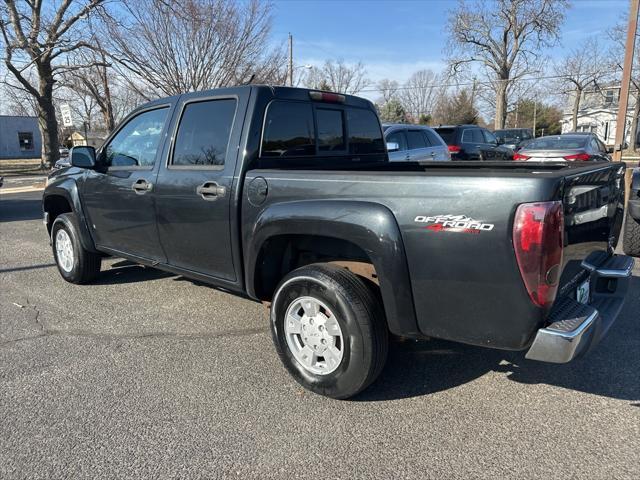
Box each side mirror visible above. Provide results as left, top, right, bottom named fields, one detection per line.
left=606, top=146, right=614, bottom=154
left=386, top=142, right=400, bottom=152
left=70, top=146, right=96, bottom=168
left=496, top=138, right=504, bottom=145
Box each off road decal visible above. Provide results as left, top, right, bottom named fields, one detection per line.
left=414, top=214, right=494, bottom=234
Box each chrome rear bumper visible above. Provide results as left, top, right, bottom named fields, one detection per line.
left=526, top=254, right=634, bottom=363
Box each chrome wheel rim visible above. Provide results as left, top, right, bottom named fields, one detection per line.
left=284, top=296, right=344, bottom=375
left=55, top=229, right=74, bottom=273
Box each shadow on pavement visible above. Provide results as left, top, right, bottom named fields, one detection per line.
left=96, top=264, right=175, bottom=285
left=357, top=277, right=640, bottom=404
left=0, top=198, right=43, bottom=222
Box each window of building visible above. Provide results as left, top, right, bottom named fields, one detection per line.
left=18, top=132, right=34, bottom=151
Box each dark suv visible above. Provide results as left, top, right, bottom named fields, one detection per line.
left=434, top=125, right=513, bottom=161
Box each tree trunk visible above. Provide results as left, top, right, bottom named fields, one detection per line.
left=37, top=63, right=60, bottom=168
left=571, top=88, right=582, bottom=131
left=494, top=80, right=508, bottom=129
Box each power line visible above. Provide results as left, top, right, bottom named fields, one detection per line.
left=357, top=71, right=620, bottom=94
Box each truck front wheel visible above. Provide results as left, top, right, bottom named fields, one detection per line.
left=270, top=264, right=388, bottom=399
left=51, top=213, right=101, bottom=284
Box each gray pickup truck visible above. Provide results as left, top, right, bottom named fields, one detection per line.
left=43, top=86, right=633, bottom=399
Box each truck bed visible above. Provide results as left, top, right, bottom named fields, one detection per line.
left=242, top=161, right=626, bottom=350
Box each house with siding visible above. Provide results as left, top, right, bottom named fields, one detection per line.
left=0, top=115, right=42, bottom=159
left=560, top=86, right=638, bottom=148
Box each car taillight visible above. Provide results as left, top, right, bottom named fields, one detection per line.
left=563, top=153, right=590, bottom=161
left=448, top=145, right=461, bottom=154
left=513, top=153, right=530, bottom=161
left=513, top=201, right=564, bottom=309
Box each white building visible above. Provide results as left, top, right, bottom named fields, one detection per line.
left=561, top=86, right=638, bottom=148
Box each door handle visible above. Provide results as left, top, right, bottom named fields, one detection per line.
left=132, top=179, right=153, bottom=194
left=197, top=181, right=226, bottom=201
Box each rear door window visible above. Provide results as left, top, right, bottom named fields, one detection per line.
left=462, top=129, right=484, bottom=144
left=172, top=99, right=236, bottom=167
left=406, top=130, right=428, bottom=150
left=317, top=109, right=346, bottom=152
left=262, top=101, right=315, bottom=157
left=347, top=108, right=384, bottom=154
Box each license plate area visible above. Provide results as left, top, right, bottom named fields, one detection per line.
left=576, top=278, right=591, bottom=304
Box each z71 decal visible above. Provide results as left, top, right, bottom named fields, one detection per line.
left=414, top=214, right=495, bottom=234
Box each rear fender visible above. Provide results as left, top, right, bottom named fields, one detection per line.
left=245, top=200, right=419, bottom=336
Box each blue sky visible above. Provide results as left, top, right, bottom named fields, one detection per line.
left=272, top=0, right=629, bottom=95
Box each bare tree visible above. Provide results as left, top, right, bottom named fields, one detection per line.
left=377, top=79, right=399, bottom=103
left=398, top=69, right=444, bottom=122
left=61, top=41, right=116, bottom=132
left=1, top=0, right=106, bottom=166
left=304, top=60, right=370, bottom=94
left=446, top=0, right=567, bottom=129
left=554, top=37, right=612, bottom=131
left=609, top=19, right=640, bottom=150
left=104, top=0, right=285, bottom=99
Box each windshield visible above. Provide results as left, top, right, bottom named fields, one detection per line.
left=495, top=129, right=528, bottom=142
left=524, top=136, right=588, bottom=150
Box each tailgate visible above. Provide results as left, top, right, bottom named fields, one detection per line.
left=557, top=163, right=626, bottom=298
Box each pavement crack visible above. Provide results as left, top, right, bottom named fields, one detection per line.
left=0, top=325, right=268, bottom=348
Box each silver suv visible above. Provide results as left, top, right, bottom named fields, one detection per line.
left=383, top=124, right=450, bottom=162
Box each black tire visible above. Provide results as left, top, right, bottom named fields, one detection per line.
left=623, top=211, right=640, bottom=257
left=51, top=213, right=101, bottom=284
left=270, top=263, right=388, bottom=399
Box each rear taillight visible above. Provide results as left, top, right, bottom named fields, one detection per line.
left=513, top=201, right=564, bottom=309
left=563, top=153, right=590, bottom=161
left=448, top=145, right=461, bottom=154
left=513, top=153, right=530, bottom=161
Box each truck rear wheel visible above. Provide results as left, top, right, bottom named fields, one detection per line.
left=51, top=213, right=101, bottom=284
left=270, top=263, right=388, bottom=399
left=623, top=211, right=640, bottom=257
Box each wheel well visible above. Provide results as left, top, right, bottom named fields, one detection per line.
left=43, top=195, right=72, bottom=234
left=254, top=235, right=378, bottom=301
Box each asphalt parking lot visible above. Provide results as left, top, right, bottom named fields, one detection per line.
left=1, top=186, right=639, bottom=479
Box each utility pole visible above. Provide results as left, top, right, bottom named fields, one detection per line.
left=613, top=0, right=639, bottom=162
left=532, top=100, right=537, bottom=138
left=288, top=33, right=293, bottom=87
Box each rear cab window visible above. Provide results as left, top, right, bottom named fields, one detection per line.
left=262, top=102, right=315, bottom=157
left=260, top=100, right=384, bottom=161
